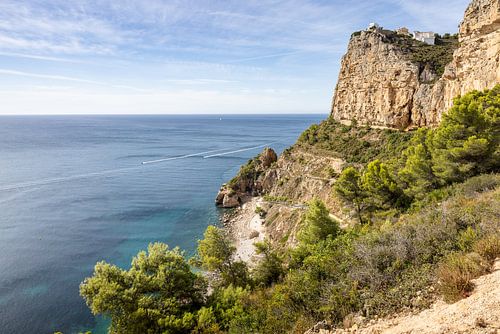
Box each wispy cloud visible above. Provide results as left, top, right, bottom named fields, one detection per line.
left=0, top=68, right=147, bottom=92
left=0, top=51, right=84, bottom=63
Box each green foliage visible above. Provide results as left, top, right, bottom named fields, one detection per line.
left=298, top=199, right=340, bottom=244
left=473, top=234, right=500, bottom=263
left=431, top=86, right=500, bottom=183
left=333, top=85, right=500, bottom=222
left=398, top=128, right=437, bottom=199
left=334, top=167, right=368, bottom=224
left=408, top=35, right=458, bottom=78
left=252, top=240, right=284, bottom=287
left=80, top=243, right=205, bottom=334
left=227, top=156, right=261, bottom=191
left=297, top=118, right=414, bottom=163
left=373, top=30, right=458, bottom=78
left=457, top=226, right=478, bottom=252
left=81, top=86, right=500, bottom=334
left=196, top=226, right=249, bottom=288
left=362, top=160, right=407, bottom=209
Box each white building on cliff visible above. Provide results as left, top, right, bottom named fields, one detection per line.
left=413, top=31, right=435, bottom=45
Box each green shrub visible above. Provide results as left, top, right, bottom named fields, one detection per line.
left=297, top=118, right=413, bottom=164
left=457, top=227, right=479, bottom=252
left=255, top=206, right=266, bottom=217
left=298, top=199, right=340, bottom=245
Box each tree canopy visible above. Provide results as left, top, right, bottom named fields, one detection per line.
left=80, top=243, right=205, bottom=334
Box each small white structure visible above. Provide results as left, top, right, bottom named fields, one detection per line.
left=367, top=22, right=381, bottom=31
left=413, top=31, right=435, bottom=45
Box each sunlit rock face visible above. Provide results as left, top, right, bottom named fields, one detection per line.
left=331, top=0, right=500, bottom=129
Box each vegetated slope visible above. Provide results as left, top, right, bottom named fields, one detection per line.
left=310, top=259, right=500, bottom=333
left=78, top=86, right=499, bottom=334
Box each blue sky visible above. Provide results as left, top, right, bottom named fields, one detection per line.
left=0, top=0, right=469, bottom=115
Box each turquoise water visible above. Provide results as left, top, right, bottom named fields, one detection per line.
left=0, top=114, right=324, bottom=333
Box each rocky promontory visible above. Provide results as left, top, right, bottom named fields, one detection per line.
left=331, top=0, right=500, bottom=129
left=215, top=147, right=277, bottom=208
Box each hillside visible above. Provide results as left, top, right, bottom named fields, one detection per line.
left=307, top=260, right=500, bottom=333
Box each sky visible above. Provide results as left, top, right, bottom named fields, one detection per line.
left=0, top=0, right=470, bottom=115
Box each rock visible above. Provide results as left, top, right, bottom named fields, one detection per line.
left=260, top=147, right=278, bottom=168
left=249, top=230, right=259, bottom=239
left=304, top=320, right=332, bottom=333
left=331, top=0, right=500, bottom=129
left=215, top=188, right=226, bottom=206
left=215, top=148, right=278, bottom=207
left=222, top=192, right=240, bottom=208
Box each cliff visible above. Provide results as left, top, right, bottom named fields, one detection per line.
left=217, top=0, right=500, bottom=251
left=331, top=0, right=500, bottom=129
left=215, top=147, right=277, bottom=208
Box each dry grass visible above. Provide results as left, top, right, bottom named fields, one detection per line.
left=437, top=252, right=488, bottom=302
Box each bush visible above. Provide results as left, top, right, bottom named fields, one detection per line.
left=437, top=252, right=488, bottom=302
left=297, top=118, right=413, bottom=164
left=474, top=235, right=500, bottom=263
left=255, top=206, right=266, bottom=217
left=298, top=199, right=340, bottom=244
left=457, top=227, right=478, bottom=252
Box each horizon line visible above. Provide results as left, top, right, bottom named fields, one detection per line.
left=0, top=112, right=329, bottom=116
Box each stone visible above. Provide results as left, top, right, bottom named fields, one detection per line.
left=260, top=147, right=278, bottom=168
left=222, top=193, right=240, bottom=208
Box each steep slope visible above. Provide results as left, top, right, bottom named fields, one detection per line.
left=435, top=0, right=500, bottom=115
left=331, top=0, right=500, bottom=129
left=307, top=260, right=500, bottom=334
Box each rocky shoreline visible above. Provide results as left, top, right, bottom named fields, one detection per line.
left=219, top=196, right=267, bottom=266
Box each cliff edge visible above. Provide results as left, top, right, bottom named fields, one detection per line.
left=331, top=0, right=500, bottom=129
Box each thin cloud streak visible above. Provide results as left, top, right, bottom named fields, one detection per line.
left=0, top=69, right=147, bottom=92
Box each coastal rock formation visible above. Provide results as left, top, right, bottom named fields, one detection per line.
left=331, top=30, right=426, bottom=129
left=331, top=0, right=500, bottom=129
left=215, top=147, right=277, bottom=208
left=435, top=0, right=500, bottom=114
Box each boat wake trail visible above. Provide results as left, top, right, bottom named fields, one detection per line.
left=0, top=166, right=140, bottom=192
left=141, top=148, right=228, bottom=165
left=0, top=143, right=274, bottom=193
left=203, top=143, right=274, bottom=158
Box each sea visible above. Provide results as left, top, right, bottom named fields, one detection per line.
left=0, top=114, right=324, bottom=334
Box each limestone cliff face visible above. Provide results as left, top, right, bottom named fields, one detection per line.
left=331, top=30, right=431, bottom=129
left=331, top=0, right=500, bottom=129
left=436, top=0, right=500, bottom=114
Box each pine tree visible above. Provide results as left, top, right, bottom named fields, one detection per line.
left=334, top=167, right=368, bottom=224
left=298, top=198, right=339, bottom=244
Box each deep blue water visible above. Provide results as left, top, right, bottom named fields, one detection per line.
left=0, top=114, right=324, bottom=334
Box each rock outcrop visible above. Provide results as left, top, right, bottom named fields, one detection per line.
left=331, top=30, right=429, bottom=129
left=331, top=0, right=500, bottom=129
left=436, top=0, right=500, bottom=115
left=215, top=148, right=277, bottom=208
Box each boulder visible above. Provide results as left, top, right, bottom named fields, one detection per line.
left=222, top=192, right=240, bottom=208
left=260, top=147, right=278, bottom=168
